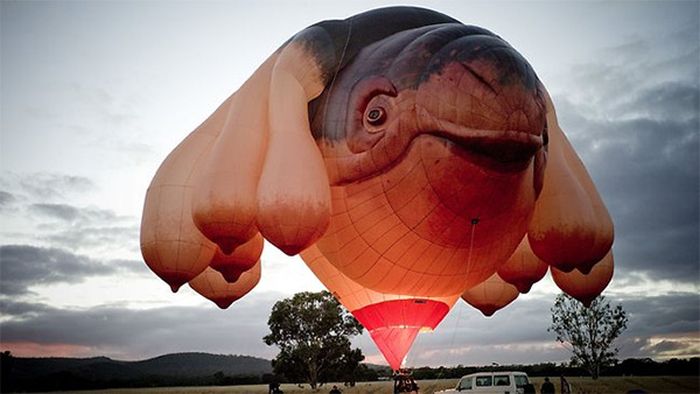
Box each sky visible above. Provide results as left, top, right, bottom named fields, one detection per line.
left=1, top=0, right=698, bottom=368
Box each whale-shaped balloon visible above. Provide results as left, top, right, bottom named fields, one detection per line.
left=140, top=6, right=615, bottom=370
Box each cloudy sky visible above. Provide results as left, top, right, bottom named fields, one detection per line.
left=1, top=0, right=698, bottom=368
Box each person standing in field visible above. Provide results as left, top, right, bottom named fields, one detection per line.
left=560, top=375, right=571, bottom=394
left=541, top=377, right=555, bottom=394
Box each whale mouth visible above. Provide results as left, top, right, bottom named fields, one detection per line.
left=426, top=123, right=543, bottom=172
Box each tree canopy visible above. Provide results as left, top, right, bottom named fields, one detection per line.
left=263, top=291, right=364, bottom=388
left=549, top=293, right=628, bottom=379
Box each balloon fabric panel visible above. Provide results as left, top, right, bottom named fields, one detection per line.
left=189, top=261, right=262, bottom=309
left=551, top=251, right=614, bottom=307
left=497, top=236, right=548, bottom=294
left=209, top=233, right=263, bottom=283
left=461, top=273, right=519, bottom=317
left=528, top=92, right=614, bottom=273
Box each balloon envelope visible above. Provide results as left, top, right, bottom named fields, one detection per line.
left=497, top=237, right=548, bottom=293
left=528, top=92, right=614, bottom=274
left=189, top=261, right=261, bottom=309
left=301, top=245, right=459, bottom=370
left=139, top=7, right=615, bottom=370
left=461, top=273, right=519, bottom=317
left=140, top=110, right=227, bottom=292
left=209, top=233, right=263, bottom=283
left=190, top=56, right=277, bottom=255
left=310, top=19, right=549, bottom=297
left=551, top=251, right=614, bottom=307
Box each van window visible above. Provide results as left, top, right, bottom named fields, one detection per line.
left=475, top=376, right=492, bottom=387
left=494, top=375, right=510, bottom=386
left=458, top=377, right=472, bottom=390
left=514, top=375, right=529, bottom=388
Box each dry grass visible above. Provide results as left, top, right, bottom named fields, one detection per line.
left=51, top=376, right=699, bottom=394
left=529, top=375, right=700, bottom=394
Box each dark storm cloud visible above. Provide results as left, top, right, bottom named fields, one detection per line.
left=0, top=244, right=143, bottom=295
left=0, top=293, right=281, bottom=360
left=552, top=27, right=699, bottom=285
left=621, top=293, right=700, bottom=337
left=0, top=299, right=53, bottom=321
left=615, top=81, right=699, bottom=122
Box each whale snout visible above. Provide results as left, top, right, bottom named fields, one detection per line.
left=312, top=24, right=548, bottom=184
left=416, top=34, right=547, bottom=158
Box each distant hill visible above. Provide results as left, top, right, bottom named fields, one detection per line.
left=133, top=352, right=273, bottom=377
left=2, top=352, right=273, bottom=392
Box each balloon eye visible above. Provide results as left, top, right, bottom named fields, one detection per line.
left=366, top=107, right=386, bottom=126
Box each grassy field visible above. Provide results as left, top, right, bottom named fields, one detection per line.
left=50, top=376, right=699, bottom=394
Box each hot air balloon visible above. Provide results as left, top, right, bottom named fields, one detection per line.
left=140, top=5, right=615, bottom=372
left=497, top=237, right=548, bottom=293
left=189, top=261, right=261, bottom=309
left=301, top=245, right=459, bottom=371
left=528, top=91, right=614, bottom=274
left=461, top=273, right=520, bottom=317
left=551, top=251, right=614, bottom=307
left=141, top=6, right=614, bottom=295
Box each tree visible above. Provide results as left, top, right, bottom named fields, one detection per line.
left=1, top=350, right=16, bottom=392
left=337, top=348, right=364, bottom=386
left=263, top=291, right=364, bottom=389
left=549, top=293, right=628, bottom=379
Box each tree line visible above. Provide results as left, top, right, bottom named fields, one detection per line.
left=403, top=358, right=700, bottom=380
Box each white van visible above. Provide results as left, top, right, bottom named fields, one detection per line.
left=436, top=371, right=531, bottom=394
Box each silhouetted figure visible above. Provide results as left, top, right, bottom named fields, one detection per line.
left=541, top=377, right=555, bottom=394
left=329, top=385, right=342, bottom=394
left=560, top=375, right=571, bottom=394
left=268, top=382, right=283, bottom=394
left=393, top=375, right=405, bottom=394
left=393, top=371, right=419, bottom=393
